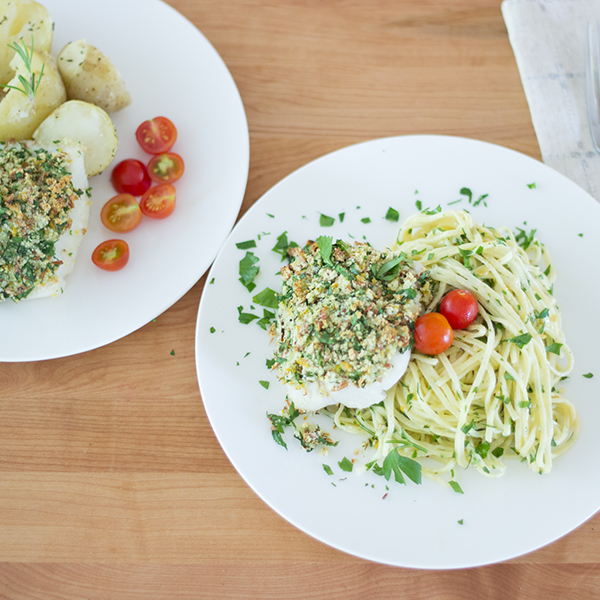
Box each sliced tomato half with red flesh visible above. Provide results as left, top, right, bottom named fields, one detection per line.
left=140, top=184, right=176, bottom=219
left=147, top=152, right=184, bottom=184
left=135, top=117, right=177, bottom=154
left=100, top=194, right=142, bottom=233
left=92, top=239, right=130, bottom=271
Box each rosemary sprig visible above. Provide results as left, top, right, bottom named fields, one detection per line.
left=0, top=36, right=45, bottom=102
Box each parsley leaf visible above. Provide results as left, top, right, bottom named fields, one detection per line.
left=376, top=255, right=403, bottom=281
left=507, top=332, right=532, bottom=349
left=237, top=305, right=259, bottom=324
left=459, top=187, right=472, bottom=203
left=236, top=239, right=256, bottom=250
left=376, top=449, right=422, bottom=485
left=272, top=231, right=298, bottom=262
left=545, top=338, right=563, bottom=355
left=338, top=457, right=353, bottom=472
left=385, top=207, right=399, bottom=222
left=252, top=287, right=279, bottom=309
left=583, top=373, right=594, bottom=379
left=316, top=235, right=333, bottom=264
left=319, top=213, right=335, bottom=227
left=239, top=251, right=260, bottom=292
left=322, top=464, right=334, bottom=476
left=514, top=227, right=536, bottom=251
left=449, top=480, right=464, bottom=494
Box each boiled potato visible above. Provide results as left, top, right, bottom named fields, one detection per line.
left=0, top=0, right=54, bottom=85
left=57, top=39, right=131, bottom=114
left=33, top=99, right=119, bottom=177
left=0, top=49, right=66, bottom=141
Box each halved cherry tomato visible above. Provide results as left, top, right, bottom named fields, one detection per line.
left=139, top=184, right=176, bottom=219
left=440, top=289, right=479, bottom=329
left=100, top=194, right=142, bottom=233
left=135, top=117, right=177, bottom=154
left=111, top=159, right=151, bottom=196
left=147, top=152, right=184, bottom=184
left=414, top=312, right=454, bottom=355
left=92, top=239, right=130, bottom=271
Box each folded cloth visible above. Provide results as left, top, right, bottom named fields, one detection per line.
left=502, top=0, right=600, bottom=201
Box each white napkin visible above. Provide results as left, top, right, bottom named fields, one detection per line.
left=501, top=0, right=600, bottom=201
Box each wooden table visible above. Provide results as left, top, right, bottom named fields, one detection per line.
left=2, top=1, right=598, bottom=598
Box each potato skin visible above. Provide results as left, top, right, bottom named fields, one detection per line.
left=57, top=39, right=132, bottom=114
left=0, top=0, right=54, bottom=86
left=0, top=50, right=66, bottom=142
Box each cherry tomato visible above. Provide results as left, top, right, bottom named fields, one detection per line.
left=439, top=289, right=479, bottom=329
left=139, top=184, right=176, bottom=219
left=135, top=117, right=177, bottom=154
left=414, top=312, right=454, bottom=355
left=147, top=152, right=185, bottom=184
left=92, top=239, right=130, bottom=271
left=100, top=194, right=142, bottom=233
left=111, top=159, right=151, bottom=196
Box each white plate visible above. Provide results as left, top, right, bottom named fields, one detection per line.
left=195, top=135, right=600, bottom=569
left=0, top=0, right=249, bottom=361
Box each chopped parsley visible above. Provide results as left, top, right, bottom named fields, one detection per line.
left=507, top=332, right=532, bottom=349
left=371, top=449, right=421, bottom=485
left=252, top=287, right=279, bottom=309
left=338, top=457, right=354, bottom=472
left=385, top=207, right=399, bottom=222
left=236, top=239, right=256, bottom=250
left=319, top=213, right=335, bottom=227
left=239, top=251, right=260, bottom=292
left=449, top=481, right=464, bottom=494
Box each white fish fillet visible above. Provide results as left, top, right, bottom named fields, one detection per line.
left=20, top=141, right=90, bottom=300
left=284, top=350, right=412, bottom=411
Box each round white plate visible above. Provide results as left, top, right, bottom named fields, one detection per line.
left=1, top=0, right=249, bottom=361
left=195, top=135, right=600, bottom=569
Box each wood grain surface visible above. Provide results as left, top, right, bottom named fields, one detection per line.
left=2, top=0, right=598, bottom=598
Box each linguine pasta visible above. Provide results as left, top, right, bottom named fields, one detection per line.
left=323, top=210, right=579, bottom=484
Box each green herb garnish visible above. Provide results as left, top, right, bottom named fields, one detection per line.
left=236, top=239, right=257, bottom=250
left=449, top=481, right=464, bottom=494
left=0, top=36, right=45, bottom=102
left=385, top=207, right=399, bottom=222
left=507, top=332, right=532, bottom=349
left=338, top=457, right=354, bottom=472
left=319, top=213, right=335, bottom=227
left=239, top=251, right=260, bottom=292
left=316, top=235, right=333, bottom=264
left=252, top=287, right=279, bottom=309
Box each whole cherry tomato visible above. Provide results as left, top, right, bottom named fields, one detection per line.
left=440, top=289, right=479, bottom=329
left=111, top=159, right=151, bottom=196
left=414, top=312, right=454, bottom=355
left=135, top=117, right=177, bottom=154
